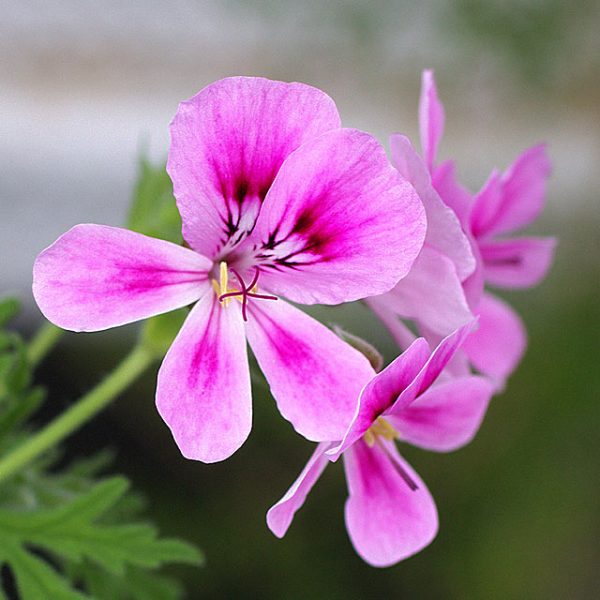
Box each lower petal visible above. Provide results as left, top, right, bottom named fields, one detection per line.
left=344, top=441, right=438, bottom=567
left=33, top=224, right=211, bottom=331
left=480, top=236, right=556, bottom=289
left=462, top=292, right=526, bottom=385
left=245, top=298, right=374, bottom=442
left=389, top=375, right=493, bottom=452
left=266, top=442, right=333, bottom=538
left=156, top=292, right=251, bottom=463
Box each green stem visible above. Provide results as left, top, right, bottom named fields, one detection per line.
left=27, top=322, right=63, bottom=368
left=0, top=344, right=155, bottom=485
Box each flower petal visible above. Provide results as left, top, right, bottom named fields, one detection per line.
left=344, top=440, right=438, bottom=567
left=389, top=375, right=493, bottom=452
left=419, top=69, right=445, bottom=171
left=462, top=292, right=526, bottom=386
left=245, top=298, right=374, bottom=442
left=431, top=159, right=473, bottom=227
left=480, top=236, right=556, bottom=289
left=156, top=292, right=251, bottom=463
left=477, top=144, right=551, bottom=237
left=375, top=246, right=474, bottom=336
left=252, top=128, right=426, bottom=304
left=266, top=442, right=333, bottom=538
left=390, top=134, right=474, bottom=281
left=327, top=338, right=430, bottom=457
left=168, top=76, right=341, bottom=258
left=32, top=224, right=211, bottom=332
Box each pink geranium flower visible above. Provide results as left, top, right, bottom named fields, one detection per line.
left=371, top=70, right=555, bottom=386
left=33, top=77, right=426, bottom=463
left=267, top=323, right=493, bottom=567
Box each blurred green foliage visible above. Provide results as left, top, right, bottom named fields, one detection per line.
left=0, top=299, right=202, bottom=599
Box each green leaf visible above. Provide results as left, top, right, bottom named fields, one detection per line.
left=127, top=157, right=182, bottom=244
left=0, top=298, right=20, bottom=328
left=0, top=541, right=90, bottom=600
left=141, top=309, right=188, bottom=358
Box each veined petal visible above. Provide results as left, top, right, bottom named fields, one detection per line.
left=388, top=375, right=493, bottom=452
left=470, top=169, right=504, bottom=238
left=390, top=134, right=474, bottom=281
left=253, top=129, right=426, bottom=305
left=478, top=144, right=551, bottom=237
left=266, top=442, right=333, bottom=538
left=419, top=69, right=445, bottom=171
left=168, top=76, right=341, bottom=258
left=462, top=292, right=526, bottom=386
left=32, top=224, right=211, bottom=332
left=344, top=440, right=438, bottom=567
left=245, top=298, right=374, bottom=442
left=328, top=338, right=430, bottom=457
left=156, top=292, right=251, bottom=463
left=480, top=236, right=556, bottom=289
left=376, top=246, right=474, bottom=336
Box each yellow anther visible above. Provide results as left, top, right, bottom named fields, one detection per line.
left=219, top=261, right=228, bottom=296
left=363, top=417, right=399, bottom=446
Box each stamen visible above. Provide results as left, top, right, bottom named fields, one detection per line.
left=215, top=266, right=277, bottom=321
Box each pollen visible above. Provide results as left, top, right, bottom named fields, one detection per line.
left=363, top=417, right=399, bottom=447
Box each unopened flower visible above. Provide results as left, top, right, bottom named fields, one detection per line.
left=33, top=77, right=426, bottom=462
left=267, top=323, right=493, bottom=567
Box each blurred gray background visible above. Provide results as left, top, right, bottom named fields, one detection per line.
left=2, top=2, right=599, bottom=599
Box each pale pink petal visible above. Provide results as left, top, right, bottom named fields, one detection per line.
left=431, top=159, right=473, bottom=227
left=252, top=128, right=426, bottom=304
left=328, top=338, right=431, bottom=457
left=376, top=246, right=473, bottom=336
left=32, top=224, right=211, bottom=332
left=469, top=168, right=505, bottom=238
left=419, top=69, right=445, bottom=171
left=462, top=292, right=526, bottom=385
left=481, top=144, right=551, bottom=237
left=156, top=292, right=251, bottom=463
left=245, top=298, right=374, bottom=443
left=168, top=76, right=341, bottom=258
left=365, top=297, right=417, bottom=351
left=480, top=236, right=556, bottom=289
left=390, top=134, right=474, bottom=281
left=344, top=440, right=438, bottom=567
left=389, top=376, right=493, bottom=452
left=266, top=442, right=333, bottom=538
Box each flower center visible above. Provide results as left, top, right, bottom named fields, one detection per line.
left=363, top=417, right=399, bottom=447
left=211, top=261, right=277, bottom=321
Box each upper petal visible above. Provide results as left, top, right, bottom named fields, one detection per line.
left=419, top=69, right=445, bottom=171
left=156, top=292, right=252, bottom=463
left=389, top=375, right=493, bottom=452
left=475, top=144, right=551, bottom=237
left=479, top=236, right=556, bottom=289
left=245, top=298, right=374, bottom=443
left=252, top=128, right=426, bottom=305
left=328, top=338, right=430, bottom=457
left=344, top=440, right=438, bottom=567
left=376, top=246, right=474, bottom=337
left=431, top=159, right=473, bottom=227
left=168, top=76, right=341, bottom=258
left=266, top=442, right=333, bottom=538
left=462, top=292, right=526, bottom=386
left=390, top=134, right=475, bottom=281
left=32, top=224, right=211, bottom=332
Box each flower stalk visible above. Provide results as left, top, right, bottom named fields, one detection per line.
left=0, top=344, right=155, bottom=485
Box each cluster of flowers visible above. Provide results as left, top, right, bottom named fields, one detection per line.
left=32, top=72, right=554, bottom=567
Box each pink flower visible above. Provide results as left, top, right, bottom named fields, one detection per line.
left=267, top=323, right=493, bottom=567
left=33, top=77, right=426, bottom=463
left=372, top=70, right=555, bottom=386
